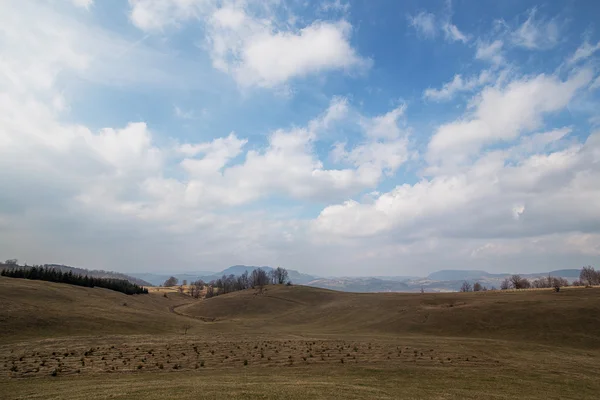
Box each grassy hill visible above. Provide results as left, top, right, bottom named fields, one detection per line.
left=179, top=284, right=600, bottom=348
left=2, top=277, right=600, bottom=399
left=0, top=277, right=196, bottom=342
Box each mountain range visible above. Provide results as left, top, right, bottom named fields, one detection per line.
left=128, top=266, right=582, bottom=293
left=3, top=261, right=581, bottom=292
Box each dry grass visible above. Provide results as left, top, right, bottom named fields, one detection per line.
left=179, top=284, right=600, bottom=348
left=1, top=277, right=600, bottom=399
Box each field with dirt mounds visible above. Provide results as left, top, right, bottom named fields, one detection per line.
left=1, top=276, right=600, bottom=399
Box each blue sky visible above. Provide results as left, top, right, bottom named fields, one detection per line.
left=1, top=0, right=599, bottom=276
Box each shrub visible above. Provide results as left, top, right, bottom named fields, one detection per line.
left=243, top=359, right=248, bottom=366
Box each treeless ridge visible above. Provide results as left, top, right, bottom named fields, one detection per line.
left=178, top=284, right=600, bottom=348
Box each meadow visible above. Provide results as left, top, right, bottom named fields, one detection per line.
left=1, top=277, right=599, bottom=399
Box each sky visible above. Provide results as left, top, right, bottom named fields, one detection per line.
left=1, top=0, right=600, bottom=276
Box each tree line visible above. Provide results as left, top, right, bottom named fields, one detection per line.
left=1, top=262, right=148, bottom=295
left=162, top=267, right=291, bottom=299
left=460, top=266, right=599, bottom=292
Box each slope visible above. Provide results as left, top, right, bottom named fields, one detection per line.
left=0, top=277, right=197, bottom=342
left=179, top=284, right=600, bottom=348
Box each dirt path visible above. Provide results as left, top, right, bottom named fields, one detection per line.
left=169, top=302, right=216, bottom=322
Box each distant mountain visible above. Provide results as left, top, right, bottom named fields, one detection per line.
left=216, top=266, right=317, bottom=285
left=541, top=269, right=581, bottom=278
left=427, top=270, right=502, bottom=281
left=128, top=272, right=216, bottom=286
left=130, top=267, right=584, bottom=292
left=131, top=265, right=317, bottom=286
left=427, top=269, right=582, bottom=282
left=307, top=277, right=410, bottom=293
left=220, top=265, right=273, bottom=276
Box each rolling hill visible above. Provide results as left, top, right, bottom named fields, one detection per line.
left=0, top=262, right=152, bottom=287
left=179, top=284, right=600, bottom=348
left=2, top=277, right=600, bottom=399
left=0, top=276, right=196, bottom=342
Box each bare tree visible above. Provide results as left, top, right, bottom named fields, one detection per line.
left=580, top=266, right=599, bottom=287
left=205, top=285, right=215, bottom=298
left=182, top=279, right=188, bottom=286
left=272, top=267, right=289, bottom=285
left=163, top=276, right=178, bottom=287
left=177, top=285, right=184, bottom=294
left=460, top=281, right=472, bottom=292
left=4, top=259, right=18, bottom=266
left=250, top=268, right=270, bottom=289
left=190, top=280, right=205, bottom=298
left=473, top=282, right=482, bottom=292
left=509, top=275, right=531, bottom=289
left=500, top=279, right=510, bottom=290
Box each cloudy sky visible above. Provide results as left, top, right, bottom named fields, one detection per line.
left=1, top=0, right=599, bottom=276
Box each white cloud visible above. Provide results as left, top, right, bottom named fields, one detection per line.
left=424, top=70, right=491, bottom=101
left=71, top=0, right=94, bottom=9
left=320, top=0, right=350, bottom=13
left=128, top=0, right=369, bottom=88
left=511, top=8, right=560, bottom=50
left=315, top=129, right=600, bottom=244
left=568, top=40, right=600, bottom=65
left=174, top=106, right=196, bottom=120
left=233, top=20, right=369, bottom=88
left=360, top=104, right=406, bottom=139
left=408, top=12, right=437, bottom=39
left=128, top=0, right=211, bottom=32
left=408, top=5, right=468, bottom=44
left=2, top=0, right=600, bottom=276
left=427, top=69, right=593, bottom=169
left=476, top=40, right=504, bottom=65
left=443, top=23, right=468, bottom=43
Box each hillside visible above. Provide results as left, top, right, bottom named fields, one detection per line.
left=0, top=262, right=152, bottom=287
left=2, top=278, right=600, bottom=399
left=0, top=277, right=196, bottom=342
left=179, top=284, right=600, bottom=348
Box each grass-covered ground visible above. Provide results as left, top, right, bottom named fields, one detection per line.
left=1, top=277, right=600, bottom=399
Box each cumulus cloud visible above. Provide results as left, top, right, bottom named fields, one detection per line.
left=2, top=0, right=600, bottom=276
left=128, top=0, right=370, bottom=88
left=315, top=129, right=600, bottom=248
left=427, top=68, right=594, bottom=169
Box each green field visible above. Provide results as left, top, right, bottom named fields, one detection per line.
left=1, top=277, right=600, bottom=399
